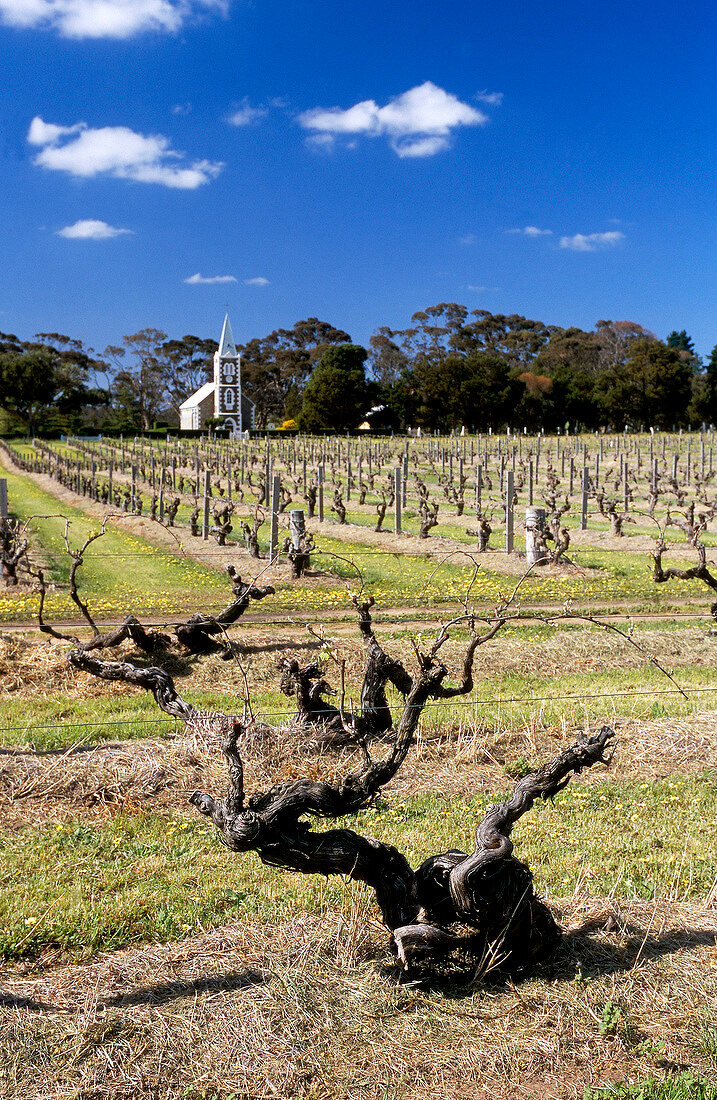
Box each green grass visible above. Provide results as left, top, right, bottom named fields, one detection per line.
left=5, top=448, right=717, bottom=619
left=0, top=457, right=229, bottom=622
left=2, top=775, right=714, bottom=962
left=2, top=648, right=714, bottom=752
left=584, top=1073, right=717, bottom=1099
left=0, top=693, right=181, bottom=750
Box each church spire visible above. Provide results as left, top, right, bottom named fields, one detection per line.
left=218, top=312, right=237, bottom=358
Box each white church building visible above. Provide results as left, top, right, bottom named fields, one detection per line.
left=179, top=314, right=255, bottom=432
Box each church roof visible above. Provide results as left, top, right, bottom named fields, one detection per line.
left=218, top=312, right=237, bottom=358
left=179, top=380, right=215, bottom=409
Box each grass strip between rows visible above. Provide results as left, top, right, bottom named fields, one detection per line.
left=2, top=776, right=715, bottom=963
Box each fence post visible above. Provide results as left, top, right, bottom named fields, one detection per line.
left=290, top=509, right=305, bottom=551
left=318, top=465, right=324, bottom=522
left=475, top=465, right=482, bottom=514
left=394, top=467, right=402, bottom=535
left=202, top=470, right=211, bottom=539
left=623, top=462, right=630, bottom=512
left=581, top=465, right=589, bottom=530
left=0, top=479, right=7, bottom=518
left=505, top=470, right=514, bottom=553
left=525, top=506, right=547, bottom=566
left=270, top=474, right=280, bottom=560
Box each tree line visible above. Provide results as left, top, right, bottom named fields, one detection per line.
left=1, top=306, right=716, bottom=434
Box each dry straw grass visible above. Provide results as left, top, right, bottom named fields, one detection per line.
left=4, top=703, right=716, bottom=829
left=1, top=618, right=716, bottom=701
left=0, top=635, right=137, bottom=700
left=1, top=897, right=716, bottom=1100
left=2, top=620, right=717, bottom=1098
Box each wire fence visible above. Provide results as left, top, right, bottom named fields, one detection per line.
left=3, top=683, right=714, bottom=737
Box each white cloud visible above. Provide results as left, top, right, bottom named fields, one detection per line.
left=57, top=218, right=132, bottom=239
left=298, top=81, right=490, bottom=157
left=0, top=0, right=227, bottom=38
left=244, top=276, right=269, bottom=286
left=28, top=117, right=83, bottom=145
left=559, top=231, right=625, bottom=252
left=508, top=225, right=552, bottom=236
left=171, top=102, right=192, bottom=116
left=228, top=98, right=268, bottom=127
left=305, top=132, right=336, bottom=151
left=459, top=233, right=477, bottom=245
left=395, top=135, right=450, bottom=158
left=28, top=116, right=223, bottom=189
left=185, top=272, right=237, bottom=284
left=475, top=90, right=503, bottom=106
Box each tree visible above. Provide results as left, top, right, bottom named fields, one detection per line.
left=412, top=352, right=520, bottom=432
left=595, top=339, right=692, bottom=429
left=411, top=353, right=467, bottom=430
left=666, top=330, right=696, bottom=356
left=514, top=371, right=554, bottom=431
left=534, top=327, right=602, bottom=431
left=456, top=312, right=552, bottom=366
left=401, top=302, right=469, bottom=365
left=105, top=329, right=169, bottom=431
left=0, top=332, right=105, bottom=434
left=366, top=327, right=411, bottom=387
left=594, top=319, right=655, bottom=370
left=297, top=344, right=369, bottom=432
left=703, top=345, right=717, bottom=425
left=160, top=335, right=217, bottom=422
left=240, top=318, right=351, bottom=428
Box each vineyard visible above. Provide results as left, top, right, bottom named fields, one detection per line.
left=1, top=430, right=716, bottom=1100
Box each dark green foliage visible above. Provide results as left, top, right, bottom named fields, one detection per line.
left=702, top=344, right=717, bottom=424
left=297, top=343, right=370, bottom=432
left=595, top=339, right=692, bottom=429
left=0, top=332, right=107, bottom=434
left=240, top=317, right=351, bottom=428
left=666, top=329, right=696, bottom=354
left=410, top=352, right=520, bottom=431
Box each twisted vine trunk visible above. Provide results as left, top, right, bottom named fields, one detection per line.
left=69, top=608, right=616, bottom=975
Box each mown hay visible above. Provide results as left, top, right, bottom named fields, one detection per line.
left=1, top=898, right=715, bottom=1100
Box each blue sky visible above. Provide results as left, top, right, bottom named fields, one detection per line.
left=2, top=0, right=716, bottom=359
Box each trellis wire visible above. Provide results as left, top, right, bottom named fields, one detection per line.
left=4, top=683, right=715, bottom=735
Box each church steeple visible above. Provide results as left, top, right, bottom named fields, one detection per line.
left=218, top=312, right=237, bottom=359
left=214, top=311, right=243, bottom=428
left=180, top=311, right=254, bottom=433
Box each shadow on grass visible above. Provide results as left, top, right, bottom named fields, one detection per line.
left=0, top=991, right=70, bottom=1013
left=383, top=920, right=717, bottom=995
left=237, top=638, right=323, bottom=656
left=98, top=967, right=267, bottom=1008
left=1, top=969, right=267, bottom=1015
